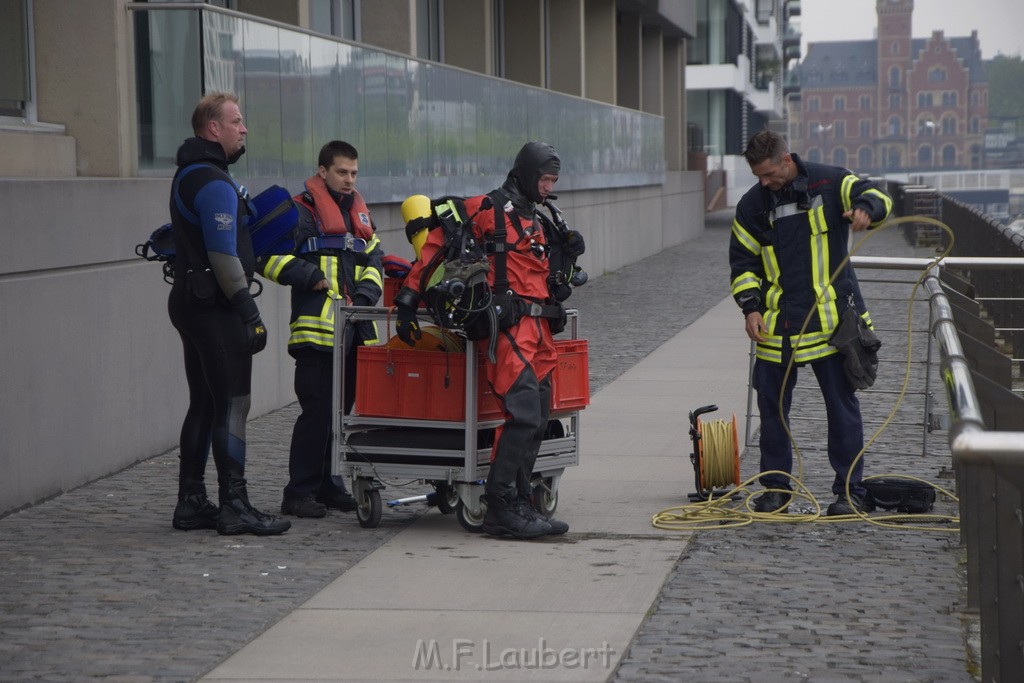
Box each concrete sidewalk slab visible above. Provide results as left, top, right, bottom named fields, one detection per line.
left=201, top=296, right=752, bottom=682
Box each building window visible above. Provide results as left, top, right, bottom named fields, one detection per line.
left=970, top=116, right=980, bottom=134
left=0, top=0, right=30, bottom=118
left=858, top=147, right=873, bottom=169
left=889, top=66, right=900, bottom=87
left=928, top=67, right=946, bottom=82
left=918, top=118, right=935, bottom=135
left=833, top=148, right=847, bottom=167
left=889, top=93, right=900, bottom=110
left=808, top=96, right=820, bottom=112
left=309, top=0, right=359, bottom=40
left=808, top=148, right=822, bottom=163
left=918, top=145, right=932, bottom=167
left=889, top=116, right=901, bottom=136
left=891, top=41, right=899, bottom=55
left=835, top=120, right=845, bottom=139
left=860, top=119, right=872, bottom=138
left=834, top=95, right=845, bottom=111
left=917, top=92, right=933, bottom=107
left=970, top=91, right=979, bottom=106
left=942, top=116, right=956, bottom=135
left=942, top=145, right=956, bottom=166
left=941, top=91, right=958, bottom=107
left=859, top=94, right=871, bottom=110
left=887, top=146, right=901, bottom=169
left=416, top=0, right=443, bottom=62
left=493, top=0, right=505, bottom=77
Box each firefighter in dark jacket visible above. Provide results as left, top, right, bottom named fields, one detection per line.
left=730, top=129, right=892, bottom=516
left=259, top=140, right=383, bottom=518
left=168, top=92, right=290, bottom=536
left=393, top=141, right=584, bottom=540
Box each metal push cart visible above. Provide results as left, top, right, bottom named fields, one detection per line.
left=331, top=302, right=584, bottom=531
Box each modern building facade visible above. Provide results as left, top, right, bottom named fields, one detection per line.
left=685, top=0, right=799, bottom=206
left=0, top=0, right=703, bottom=515
left=787, top=0, right=988, bottom=176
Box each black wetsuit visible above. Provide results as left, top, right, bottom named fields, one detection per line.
left=167, top=137, right=258, bottom=503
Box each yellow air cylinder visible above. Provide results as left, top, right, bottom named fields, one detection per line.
left=401, top=194, right=432, bottom=260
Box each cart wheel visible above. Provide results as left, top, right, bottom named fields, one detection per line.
left=356, top=488, right=382, bottom=528
left=433, top=483, right=458, bottom=515
left=456, top=497, right=487, bottom=533
left=532, top=477, right=558, bottom=517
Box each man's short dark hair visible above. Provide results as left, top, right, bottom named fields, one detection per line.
left=743, top=129, right=788, bottom=166
left=318, top=140, right=359, bottom=169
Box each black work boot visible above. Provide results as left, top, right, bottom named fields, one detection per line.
left=281, top=495, right=327, bottom=518
left=217, top=480, right=292, bottom=536
left=316, top=482, right=357, bottom=512
left=172, top=479, right=219, bottom=531
left=517, top=493, right=568, bottom=535
left=482, top=492, right=551, bottom=539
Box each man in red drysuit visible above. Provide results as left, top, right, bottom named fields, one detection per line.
left=393, top=141, right=584, bottom=539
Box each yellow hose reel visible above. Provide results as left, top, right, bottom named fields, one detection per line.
left=688, top=404, right=741, bottom=501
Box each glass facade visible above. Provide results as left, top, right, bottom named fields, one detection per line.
left=132, top=6, right=664, bottom=198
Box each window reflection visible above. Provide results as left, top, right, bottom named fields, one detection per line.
left=133, top=6, right=665, bottom=194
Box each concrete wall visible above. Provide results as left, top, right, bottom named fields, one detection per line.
left=0, top=171, right=702, bottom=515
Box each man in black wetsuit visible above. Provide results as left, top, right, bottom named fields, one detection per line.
left=167, top=92, right=290, bottom=536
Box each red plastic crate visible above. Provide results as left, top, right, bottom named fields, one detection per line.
left=355, top=346, right=503, bottom=421
left=381, top=277, right=426, bottom=307
left=381, top=278, right=402, bottom=307
left=355, top=338, right=590, bottom=421
left=551, top=339, right=590, bottom=412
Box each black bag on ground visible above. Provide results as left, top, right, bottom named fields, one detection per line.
left=862, top=477, right=936, bottom=513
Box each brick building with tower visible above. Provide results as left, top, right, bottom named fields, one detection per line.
left=788, top=0, right=988, bottom=175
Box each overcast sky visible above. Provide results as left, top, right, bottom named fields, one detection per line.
left=799, top=0, right=1024, bottom=60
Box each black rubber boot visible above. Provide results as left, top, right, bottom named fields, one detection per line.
left=217, top=480, right=292, bottom=536
left=482, top=493, right=551, bottom=539
left=172, top=479, right=219, bottom=531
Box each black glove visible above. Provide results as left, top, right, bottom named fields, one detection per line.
left=231, top=291, right=267, bottom=355
left=394, top=304, right=421, bottom=347
left=830, top=303, right=881, bottom=390
left=563, top=229, right=586, bottom=258
left=246, top=318, right=268, bottom=355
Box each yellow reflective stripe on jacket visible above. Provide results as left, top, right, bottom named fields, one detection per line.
left=840, top=175, right=857, bottom=213
left=261, top=254, right=294, bottom=283
left=731, top=272, right=761, bottom=297
left=863, top=188, right=893, bottom=226
left=808, top=204, right=840, bottom=332
left=762, top=245, right=782, bottom=312
left=754, top=338, right=838, bottom=364
left=290, top=312, right=334, bottom=349
left=319, top=254, right=339, bottom=293
left=355, top=262, right=383, bottom=289
left=731, top=219, right=761, bottom=255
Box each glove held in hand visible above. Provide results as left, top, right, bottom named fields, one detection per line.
left=829, top=302, right=881, bottom=390
left=394, top=303, right=422, bottom=347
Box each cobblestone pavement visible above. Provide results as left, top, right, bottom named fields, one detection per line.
left=0, top=211, right=978, bottom=682
left=611, top=216, right=978, bottom=682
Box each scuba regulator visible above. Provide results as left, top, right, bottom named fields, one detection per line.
left=541, top=199, right=588, bottom=302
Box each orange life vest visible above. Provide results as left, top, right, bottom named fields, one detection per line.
left=294, top=175, right=374, bottom=240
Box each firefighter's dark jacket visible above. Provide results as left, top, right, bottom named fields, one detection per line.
left=258, top=187, right=383, bottom=354
left=729, top=154, right=893, bottom=365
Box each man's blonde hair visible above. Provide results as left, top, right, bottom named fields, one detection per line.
left=191, top=92, right=239, bottom=137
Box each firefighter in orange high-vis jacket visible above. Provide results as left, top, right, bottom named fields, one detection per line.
left=258, top=140, right=383, bottom=520
left=393, top=141, right=585, bottom=540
